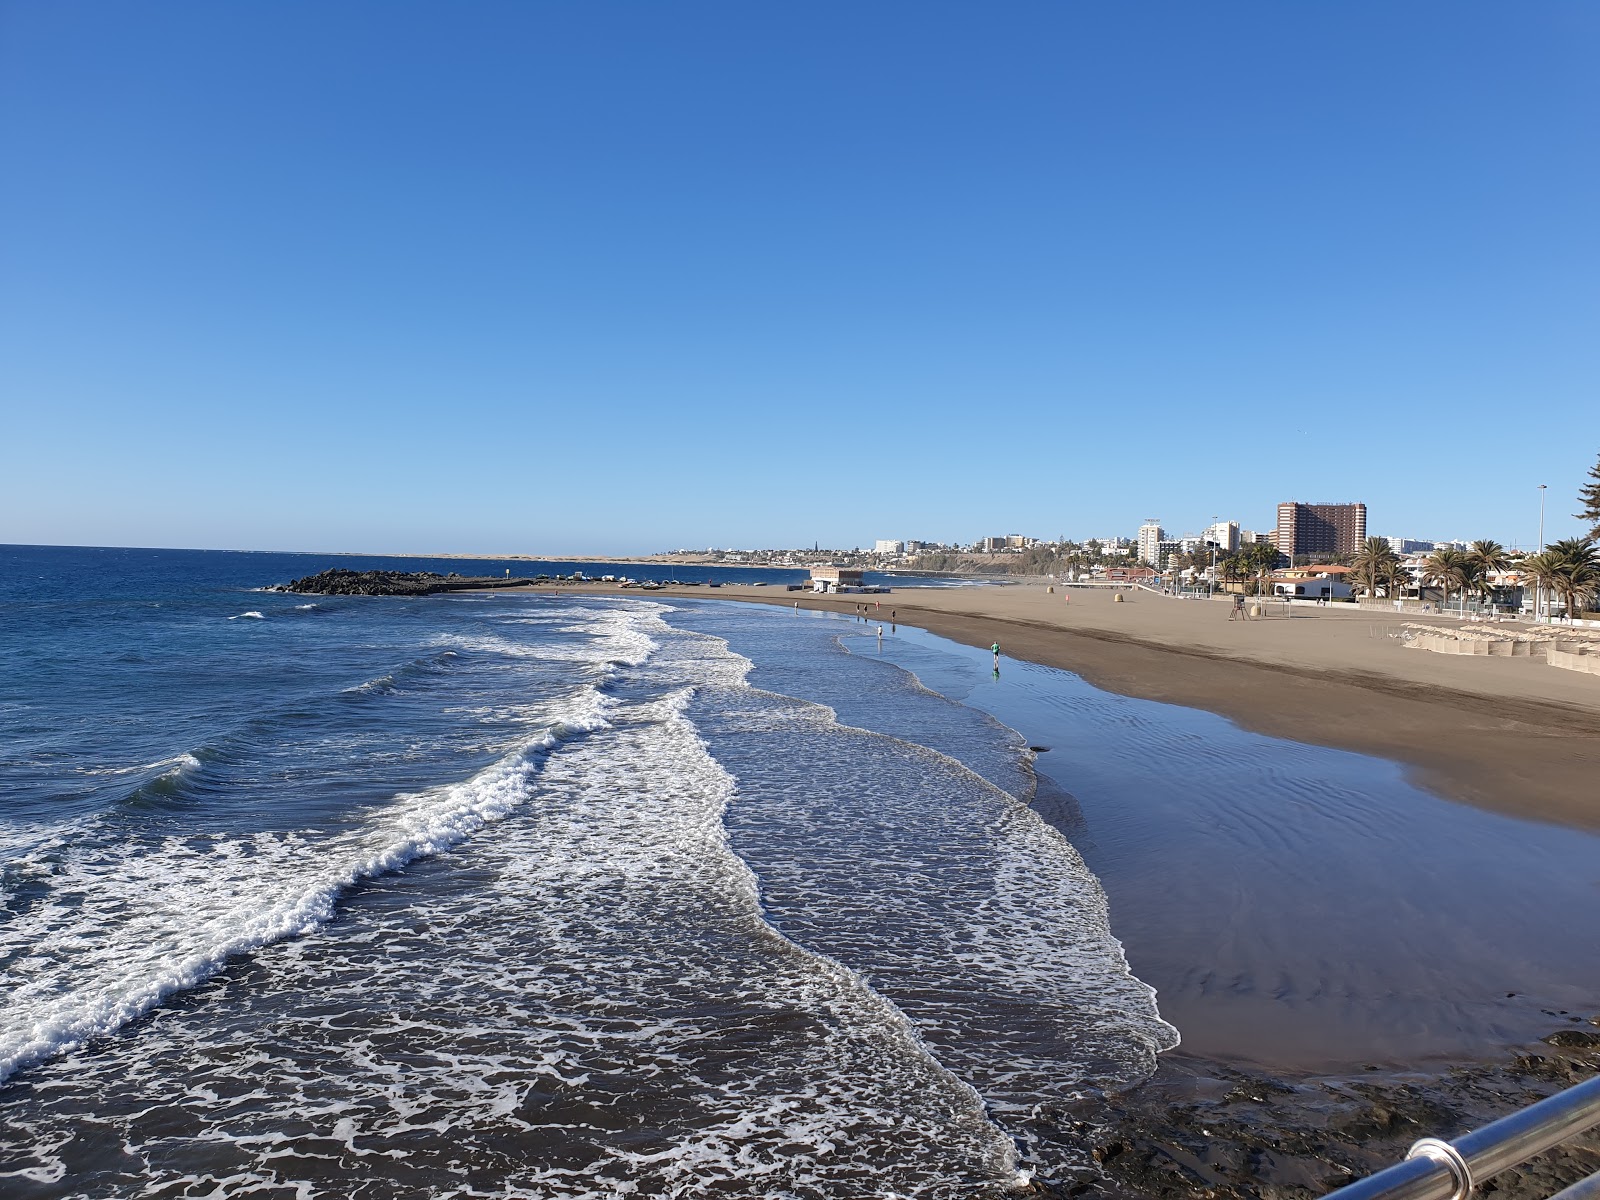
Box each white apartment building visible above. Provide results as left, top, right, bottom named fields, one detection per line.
left=1137, top=521, right=1164, bottom=566
left=1203, top=521, right=1240, bottom=553
left=874, top=540, right=904, bottom=555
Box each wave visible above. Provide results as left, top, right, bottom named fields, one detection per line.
left=229, top=611, right=265, bottom=621
left=340, top=649, right=458, bottom=698
left=0, top=688, right=616, bottom=1085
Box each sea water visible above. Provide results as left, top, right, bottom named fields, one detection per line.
left=0, top=547, right=1174, bottom=1197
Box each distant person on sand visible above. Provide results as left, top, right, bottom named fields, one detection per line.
left=991, top=642, right=1001, bottom=670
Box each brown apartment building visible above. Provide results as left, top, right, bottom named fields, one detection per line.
left=1275, top=501, right=1367, bottom=561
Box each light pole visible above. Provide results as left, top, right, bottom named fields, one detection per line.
left=1537, top=483, right=1547, bottom=621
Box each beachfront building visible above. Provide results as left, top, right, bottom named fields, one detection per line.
left=874, top=539, right=904, bottom=555
left=1104, top=566, right=1158, bottom=584
left=810, top=566, right=864, bottom=592
left=1274, top=501, right=1367, bottom=562
left=1271, top=565, right=1355, bottom=600
left=1383, top=536, right=1434, bottom=555
left=1137, top=521, right=1164, bottom=566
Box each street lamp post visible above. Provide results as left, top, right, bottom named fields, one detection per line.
left=1537, top=484, right=1548, bottom=622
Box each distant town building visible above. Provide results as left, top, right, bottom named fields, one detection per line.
left=874, top=539, right=904, bottom=555
left=1275, top=501, right=1367, bottom=561
left=1137, top=521, right=1164, bottom=566
left=1240, top=529, right=1273, bottom=545
left=903, top=540, right=928, bottom=553
left=1156, top=539, right=1181, bottom=567
left=1204, top=520, right=1241, bottom=553
left=1383, top=536, right=1434, bottom=555
left=1006, top=534, right=1035, bottom=549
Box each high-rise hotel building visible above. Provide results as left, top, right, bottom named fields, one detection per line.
left=1275, top=501, right=1367, bottom=561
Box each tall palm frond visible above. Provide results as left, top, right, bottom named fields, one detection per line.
left=1547, top=538, right=1600, bottom=621
left=1349, top=536, right=1399, bottom=597
left=1421, top=548, right=1469, bottom=609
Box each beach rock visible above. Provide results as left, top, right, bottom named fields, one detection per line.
left=272, top=569, right=533, bottom=597
left=1542, top=1029, right=1600, bottom=1048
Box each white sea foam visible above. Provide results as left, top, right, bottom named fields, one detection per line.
left=229, top=611, right=265, bottom=620
left=663, top=619, right=1178, bottom=1136
left=0, top=596, right=1167, bottom=1194
left=0, top=680, right=617, bottom=1085
left=0, top=654, right=1018, bottom=1197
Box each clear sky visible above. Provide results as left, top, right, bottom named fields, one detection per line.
left=3, top=2, right=1597, bottom=555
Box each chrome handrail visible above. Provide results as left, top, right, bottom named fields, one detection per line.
left=1549, top=1168, right=1600, bottom=1200
left=1323, top=1074, right=1600, bottom=1200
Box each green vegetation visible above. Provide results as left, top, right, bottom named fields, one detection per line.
left=1421, top=548, right=1470, bottom=611
left=1538, top=538, right=1600, bottom=620
left=1577, top=450, right=1600, bottom=538
left=1349, top=537, right=1401, bottom=598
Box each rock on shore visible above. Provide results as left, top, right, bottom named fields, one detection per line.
left=271, top=569, right=529, bottom=596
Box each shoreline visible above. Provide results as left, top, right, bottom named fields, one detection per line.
left=480, top=581, right=1600, bottom=1196
left=505, top=580, right=1600, bottom=832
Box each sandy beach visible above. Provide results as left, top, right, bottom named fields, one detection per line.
left=549, top=580, right=1600, bottom=832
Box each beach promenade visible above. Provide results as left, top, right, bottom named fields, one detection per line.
left=538, top=579, right=1600, bottom=832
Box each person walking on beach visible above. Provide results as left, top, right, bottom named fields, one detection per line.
left=991, top=642, right=1001, bottom=671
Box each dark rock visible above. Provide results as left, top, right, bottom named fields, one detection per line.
left=272, top=568, right=537, bottom=597
left=1542, top=1030, right=1600, bottom=1048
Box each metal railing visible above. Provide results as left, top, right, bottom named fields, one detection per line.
left=1324, top=1074, right=1600, bottom=1200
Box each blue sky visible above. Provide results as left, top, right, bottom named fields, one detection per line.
left=3, top=2, right=1597, bottom=555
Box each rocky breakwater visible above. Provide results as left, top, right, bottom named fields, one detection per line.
left=272, top=568, right=534, bottom=596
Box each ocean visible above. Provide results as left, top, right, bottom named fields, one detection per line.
left=0, top=546, right=1175, bottom=1198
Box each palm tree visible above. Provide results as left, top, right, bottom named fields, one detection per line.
left=1382, top=556, right=1413, bottom=599
left=1349, top=537, right=1399, bottom=599
left=1466, top=540, right=1511, bottom=605
left=1546, top=537, right=1600, bottom=623
left=1421, top=548, right=1470, bottom=613
left=1520, top=550, right=1563, bottom=621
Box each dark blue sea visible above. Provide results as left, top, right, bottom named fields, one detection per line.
left=0, top=546, right=1172, bottom=1197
